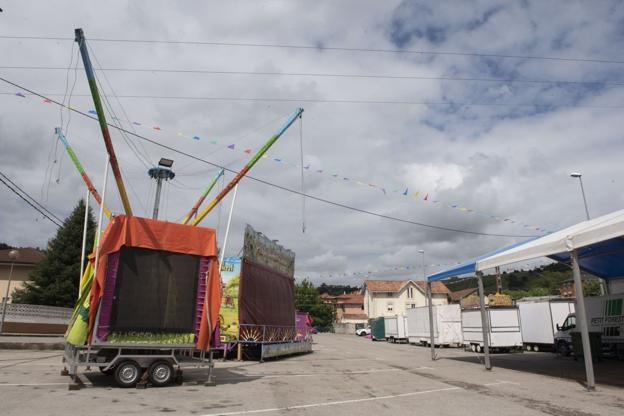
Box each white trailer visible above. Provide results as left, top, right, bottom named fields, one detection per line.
left=517, top=297, right=575, bottom=352
left=407, top=304, right=462, bottom=347
left=384, top=315, right=408, bottom=343
left=461, top=307, right=523, bottom=352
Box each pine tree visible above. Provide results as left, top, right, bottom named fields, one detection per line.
left=12, top=199, right=97, bottom=307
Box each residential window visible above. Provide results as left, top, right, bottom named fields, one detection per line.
left=387, top=302, right=394, bottom=312
left=407, top=286, right=414, bottom=299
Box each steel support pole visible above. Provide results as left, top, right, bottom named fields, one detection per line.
left=0, top=262, right=15, bottom=334
left=571, top=249, right=596, bottom=391
left=219, top=184, right=239, bottom=267
left=152, top=176, right=163, bottom=220
left=427, top=281, right=436, bottom=360
left=93, top=156, right=110, bottom=287
left=476, top=271, right=492, bottom=370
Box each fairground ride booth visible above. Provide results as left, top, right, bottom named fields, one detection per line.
left=424, top=209, right=624, bottom=391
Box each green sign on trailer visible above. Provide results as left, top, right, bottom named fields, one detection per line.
left=369, top=317, right=385, bottom=341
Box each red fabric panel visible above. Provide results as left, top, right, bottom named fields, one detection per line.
left=87, top=215, right=220, bottom=350
left=239, top=258, right=295, bottom=327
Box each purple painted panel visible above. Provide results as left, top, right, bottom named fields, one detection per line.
left=194, top=257, right=210, bottom=342
left=295, top=311, right=311, bottom=342
left=96, top=251, right=121, bottom=341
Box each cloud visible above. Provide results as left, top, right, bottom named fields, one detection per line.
left=0, top=1, right=623, bottom=286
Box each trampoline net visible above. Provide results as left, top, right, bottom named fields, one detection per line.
left=109, top=246, right=200, bottom=333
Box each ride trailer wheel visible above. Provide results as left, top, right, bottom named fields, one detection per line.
left=148, top=360, right=174, bottom=387
left=114, top=360, right=142, bottom=388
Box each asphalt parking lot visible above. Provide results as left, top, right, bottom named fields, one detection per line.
left=1, top=334, right=624, bottom=415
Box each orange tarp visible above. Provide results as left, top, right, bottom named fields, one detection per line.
left=87, top=215, right=221, bottom=350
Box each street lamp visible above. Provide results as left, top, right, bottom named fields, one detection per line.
left=418, top=250, right=425, bottom=280
left=570, top=172, right=590, bottom=221
left=0, top=249, right=19, bottom=334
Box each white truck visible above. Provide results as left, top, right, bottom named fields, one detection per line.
left=554, top=293, right=624, bottom=358
left=383, top=315, right=409, bottom=343
left=461, top=306, right=523, bottom=353
left=407, top=304, right=462, bottom=347
left=517, top=297, right=575, bottom=352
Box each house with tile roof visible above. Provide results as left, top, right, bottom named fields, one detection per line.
left=322, top=292, right=368, bottom=325
left=0, top=247, right=44, bottom=303
left=362, top=279, right=450, bottom=319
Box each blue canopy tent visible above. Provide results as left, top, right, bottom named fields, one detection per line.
left=426, top=209, right=624, bottom=391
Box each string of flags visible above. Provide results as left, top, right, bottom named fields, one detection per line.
left=9, top=90, right=550, bottom=233
left=308, top=262, right=461, bottom=281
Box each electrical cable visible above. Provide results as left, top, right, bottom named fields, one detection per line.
left=1, top=35, right=623, bottom=65
left=2, top=65, right=623, bottom=87
left=3, top=91, right=623, bottom=109
left=0, top=174, right=63, bottom=227
left=0, top=76, right=541, bottom=238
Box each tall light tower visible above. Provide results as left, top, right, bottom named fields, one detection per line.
left=149, top=158, right=175, bottom=220
left=570, top=172, right=590, bottom=221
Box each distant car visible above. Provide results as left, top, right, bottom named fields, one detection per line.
left=356, top=327, right=371, bottom=336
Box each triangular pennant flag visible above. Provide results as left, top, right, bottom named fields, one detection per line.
left=88, top=109, right=97, bottom=115
left=304, top=165, right=310, bottom=170
left=381, top=188, right=387, bottom=194
left=274, top=158, right=282, bottom=162
left=411, top=191, right=420, bottom=199
left=227, top=144, right=235, bottom=150
left=244, top=148, right=252, bottom=154
left=423, top=194, right=429, bottom=201
left=193, top=136, right=200, bottom=141
left=132, top=122, right=141, bottom=126
left=153, top=126, right=161, bottom=131
left=403, top=188, right=408, bottom=196
left=15, top=92, right=26, bottom=98
left=43, top=98, right=52, bottom=104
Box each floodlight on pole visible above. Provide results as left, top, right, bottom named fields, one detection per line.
left=570, top=172, right=590, bottom=221
left=149, top=158, right=175, bottom=220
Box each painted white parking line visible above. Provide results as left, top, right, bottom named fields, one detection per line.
left=201, top=386, right=461, bottom=416
left=483, top=380, right=520, bottom=386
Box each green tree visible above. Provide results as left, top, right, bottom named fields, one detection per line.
left=295, top=278, right=335, bottom=327
left=583, top=279, right=602, bottom=297
left=12, top=199, right=96, bottom=307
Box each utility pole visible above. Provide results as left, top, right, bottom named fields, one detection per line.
left=0, top=249, right=19, bottom=334
left=149, top=158, right=175, bottom=220
left=495, top=266, right=502, bottom=293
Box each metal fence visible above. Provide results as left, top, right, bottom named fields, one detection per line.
left=0, top=303, right=72, bottom=324
left=238, top=324, right=297, bottom=344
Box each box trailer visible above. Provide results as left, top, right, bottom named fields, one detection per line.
left=369, top=317, right=385, bottom=341
left=384, top=315, right=408, bottom=343
left=461, top=306, right=523, bottom=352
left=517, top=297, right=575, bottom=352
left=554, top=293, right=624, bottom=358
left=407, top=304, right=462, bottom=347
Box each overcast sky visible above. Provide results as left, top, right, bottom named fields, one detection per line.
left=1, top=1, right=623, bottom=285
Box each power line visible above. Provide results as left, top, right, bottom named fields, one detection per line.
left=1, top=65, right=622, bottom=87
left=0, top=173, right=63, bottom=227
left=3, top=91, right=623, bottom=110
left=0, top=75, right=541, bottom=239
left=0, top=35, right=623, bottom=65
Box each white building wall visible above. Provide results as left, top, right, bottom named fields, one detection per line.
left=364, top=281, right=449, bottom=319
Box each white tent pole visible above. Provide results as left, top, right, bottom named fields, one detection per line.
left=219, top=184, right=238, bottom=268
left=427, top=281, right=436, bottom=360
left=477, top=271, right=492, bottom=370
left=93, top=156, right=110, bottom=286
left=79, top=190, right=89, bottom=297
left=571, top=249, right=596, bottom=391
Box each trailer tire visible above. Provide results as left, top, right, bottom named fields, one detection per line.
left=476, top=344, right=482, bottom=353
left=114, top=360, right=142, bottom=388
left=533, top=345, right=539, bottom=352
left=556, top=340, right=571, bottom=357
left=148, top=360, right=174, bottom=387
